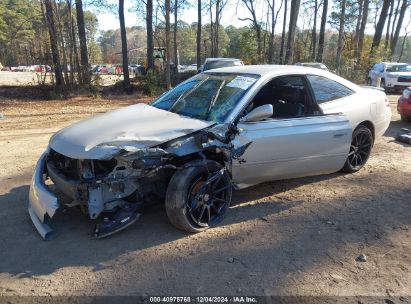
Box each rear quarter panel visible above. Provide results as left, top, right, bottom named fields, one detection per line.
left=320, top=88, right=391, bottom=139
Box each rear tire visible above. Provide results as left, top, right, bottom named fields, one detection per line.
left=165, top=160, right=232, bottom=233
left=342, top=125, right=373, bottom=173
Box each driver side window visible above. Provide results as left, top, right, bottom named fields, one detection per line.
left=245, top=75, right=320, bottom=119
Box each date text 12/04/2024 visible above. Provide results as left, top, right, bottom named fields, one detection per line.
left=149, top=297, right=258, bottom=303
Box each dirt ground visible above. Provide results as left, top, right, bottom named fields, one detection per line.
left=0, top=93, right=410, bottom=298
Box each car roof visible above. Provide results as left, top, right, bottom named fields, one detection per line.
left=203, top=64, right=360, bottom=91
left=205, top=58, right=241, bottom=62
left=203, top=64, right=325, bottom=76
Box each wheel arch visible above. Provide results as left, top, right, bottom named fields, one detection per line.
left=356, top=120, right=375, bottom=144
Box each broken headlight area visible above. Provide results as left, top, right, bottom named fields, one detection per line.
left=45, top=149, right=174, bottom=238
left=33, top=123, right=251, bottom=240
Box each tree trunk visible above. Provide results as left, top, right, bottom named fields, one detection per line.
left=390, top=0, right=401, bottom=42
left=242, top=0, right=262, bottom=62
left=371, top=0, right=391, bottom=55
left=316, top=0, right=328, bottom=62
left=385, top=0, right=394, bottom=49
left=54, top=0, right=69, bottom=87
left=75, top=0, right=89, bottom=85
left=355, top=0, right=369, bottom=71
left=173, top=0, right=179, bottom=78
left=336, top=0, right=346, bottom=72
left=311, top=0, right=318, bottom=61
left=280, top=0, right=287, bottom=64
left=119, top=0, right=130, bottom=89
left=67, top=0, right=75, bottom=86
left=71, top=13, right=81, bottom=84
left=268, top=0, right=274, bottom=63
left=196, top=0, right=202, bottom=68
left=146, top=0, right=154, bottom=71
left=390, top=0, right=408, bottom=55
left=285, top=0, right=301, bottom=64
left=209, top=0, right=214, bottom=57
left=354, top=0, right=363, bottom=59
left=165, top=0, right=172, bottom=89
left=44, top=0, right=64, bottom=90
left=214, top=0, right=220, bottom=57
left=398, top=27, right=410, bottom=61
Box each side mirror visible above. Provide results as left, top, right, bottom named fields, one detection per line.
left=242, top=104, right=273, bottom=122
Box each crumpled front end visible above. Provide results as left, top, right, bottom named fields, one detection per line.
left=28, top=152, right=59, bottom=240
left=28, top=122, right=252, bottom=240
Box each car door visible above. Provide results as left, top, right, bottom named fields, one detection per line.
left=231, top=114, right=351, bottom=188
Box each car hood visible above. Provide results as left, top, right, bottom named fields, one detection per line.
left=49, top=103, right=213, bottom=160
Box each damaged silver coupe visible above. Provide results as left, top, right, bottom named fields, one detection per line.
left=29, top=66, right=391, bottom=240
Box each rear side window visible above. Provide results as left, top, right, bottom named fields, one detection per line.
left=307, top=75, right=354, bottom=104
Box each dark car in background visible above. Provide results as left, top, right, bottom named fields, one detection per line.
left=295, top=62, right=329, bottom=71
left=199, top=58, right=244, bottom=72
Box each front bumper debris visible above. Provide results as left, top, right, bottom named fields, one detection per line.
left=28, top=152, right=59, bottom=240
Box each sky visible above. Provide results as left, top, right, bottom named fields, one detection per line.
left=91, top=0, right=284, bottom=32
left=89, top=0, right=410, bottom=36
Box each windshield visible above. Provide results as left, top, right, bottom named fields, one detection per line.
left=151, top=73, right=259, bottom=123
left=386, top=64, right=411, bottom=72
left=203, top=60, right=243, bottom=71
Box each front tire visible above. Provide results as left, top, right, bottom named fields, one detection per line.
left=165, top=160, right=232, bottom=233
left=342, top=125, right=373, bottom=173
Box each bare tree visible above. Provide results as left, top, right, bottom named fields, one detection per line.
left=53, top=1, right=69, bottom=86
left=371, top=0, right=391, bottom=54
left=285, top=0, right=301, bottom=64
left=240, top=0, right=263, bottom=62
left=279, top=0, right=288, bottom=63
left=197, top=0, right=202, bottom=68
left=146, top=0, right=155, bottom=71
left=310, top=0, right=319, bottom=61
left=165, top=0, right=171, bottom=89
left=355, top=0, right=369, bottom=70
left=267, top=0, right=283, bottom=63
left=385, top=0, right=394, bottom=49
left=353, top=0, right=364, bottom=63
left=44, top=0, right=65, bottom=90
left=316, top=0, right=328, bottom=62
left=173, top=0, right=179, bottom=76
left=390, top=0, right=409, bottom=55
left=75, top=0, right=90, bottom=85
left=398, top=18, right=411, bottom=61
left=209, top=0, right=227, bottom=57
left=336, top=0, right=346, bottom=72
left=119, top=0, right=130, bottom=88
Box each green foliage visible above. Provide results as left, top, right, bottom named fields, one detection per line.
left=0, top=0, right=41, bottom=66
left=225, top=25, right=258, bottom=64
left=141, top=71, right=164, bottom=96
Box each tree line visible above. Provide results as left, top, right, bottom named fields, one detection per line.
left=1, top=0, right=411, bottom=92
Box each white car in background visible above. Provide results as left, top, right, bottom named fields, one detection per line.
left=368, top=62, right=411, bottom=92
left=28, top=65, right=391, bottom=240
